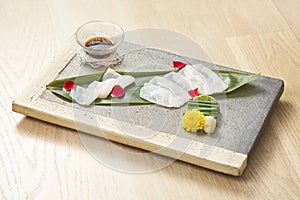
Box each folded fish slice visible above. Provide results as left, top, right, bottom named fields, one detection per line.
left=70, top=85, right=97, bottom=106
left=163, top=72, right=195, bottom=90
left=70, top=79, right=117, bottom=106
left=149, top=76, right=190, bottom=100
left=140, top=83, right=185, bottom=108
left=179, top=65, right=211, bottom=94
left=96, top=79, right=118, bottom=98
left=117, top=75, right=135, bottom=89
left=193, top=64, right=228, bottom=92
left=70, top=68, right=135, bottom=106
left=102, top=67, right=122, bottom=80
left=103, top=67, right=135, bottom=89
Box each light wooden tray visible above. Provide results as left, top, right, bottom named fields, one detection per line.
left=12, top=41, right=283, bottom=176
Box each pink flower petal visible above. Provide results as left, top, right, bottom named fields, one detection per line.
left=173, top=61, right=186, bottom=69
left=188, top=88, right=198, bottom=98
left=111, top=85, right=125, bottom=98
left=63, top=80, right=76, bottom=91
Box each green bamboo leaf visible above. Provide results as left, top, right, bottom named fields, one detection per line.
left=214, top=70, right=260, bottom=93
left=46, top=70, right=172, bottom=105
left=46, top=73, right=104, bottom=90
left=50, top=89, right=73, bottom=102
left=46, top=68, right=259, bottom=106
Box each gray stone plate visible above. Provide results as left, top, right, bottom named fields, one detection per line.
left=42, top=43, right=283, bottom=155
left=13, top=41, right=283, bottom=176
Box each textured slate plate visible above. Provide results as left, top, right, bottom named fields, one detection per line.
left=14, top=41, right=284, bottom=176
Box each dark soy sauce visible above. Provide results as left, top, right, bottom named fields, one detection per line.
left=85, top=36, right=114, bottom=47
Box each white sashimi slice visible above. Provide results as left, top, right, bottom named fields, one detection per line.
left=70, top=68, right=135, bottom=106
left=163, top=72, right=195, bottom=90
left=193, top=64, right=228, bottom=92
left=140, top=83, right=187, bottom=108
left=103, top=67, right=135, bottom=89
left=139, top=64, right=227, bottom=108
left=70, top=85, right=96, bottom=106
left=117, top=75, right=135, bottom=89
left=102, top=67, right=122, bottom=80
left=179, top=65, right=211, bottom=94
left=149, top=76, right=190, bottom=101
left=96, top=79, right=118, bottom=98
left=70, top=79, right=117, bottom=106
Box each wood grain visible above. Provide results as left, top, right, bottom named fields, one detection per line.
left=273, top=0, right=300, bottom=42
left=1, top=0, right=300, bottom=199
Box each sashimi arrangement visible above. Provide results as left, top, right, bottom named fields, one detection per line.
left=47, top=61, right=259, bottom=134
left=68, top=68, right=135, bottom=105
left=140, top=62, right=228, bottom=108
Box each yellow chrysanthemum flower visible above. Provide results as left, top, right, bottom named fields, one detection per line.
left=182, top=109, right=205, bottom=132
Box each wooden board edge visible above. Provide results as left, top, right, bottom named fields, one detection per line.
left=13, top=41, right=77, bottom=104
left=12, top=97, right=247, bottom=176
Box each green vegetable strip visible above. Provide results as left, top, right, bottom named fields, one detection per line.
left=187, top=95, right=220, bottom=117
left=188, top=102, right=219, bottom=107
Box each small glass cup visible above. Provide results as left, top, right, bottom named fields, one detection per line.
left=75, top=21, right=125, bottom=68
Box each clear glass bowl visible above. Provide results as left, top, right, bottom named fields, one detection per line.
left=75, top=21, right=125, bottom=58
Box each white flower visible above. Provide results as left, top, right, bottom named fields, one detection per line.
left=203, top=116, right=217, bottom=134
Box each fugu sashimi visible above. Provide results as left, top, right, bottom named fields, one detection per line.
left=70, top=85, right=96, bottom=106
left=97, top=79, right=118, bottom=98
left=102, top=67, right=121, bottom=80
left=163, top=72, right=195, bottom=90
left=103, top=68, right=135, bottom=89
left=179, top=65, right=211, bottom=94
left=117, top=75, right=135, bottom=89
left=193, top=64, right=228, bottom=92
left=149, top=76, right=190, bottom=101
left=138, top=63, right=228, bottom=107
left=140, top=83, right=187, bottom=108
left=70, top=79, right=117, bottom=106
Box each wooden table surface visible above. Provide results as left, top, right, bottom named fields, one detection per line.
left=1, top=0, right=300, bottom=199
